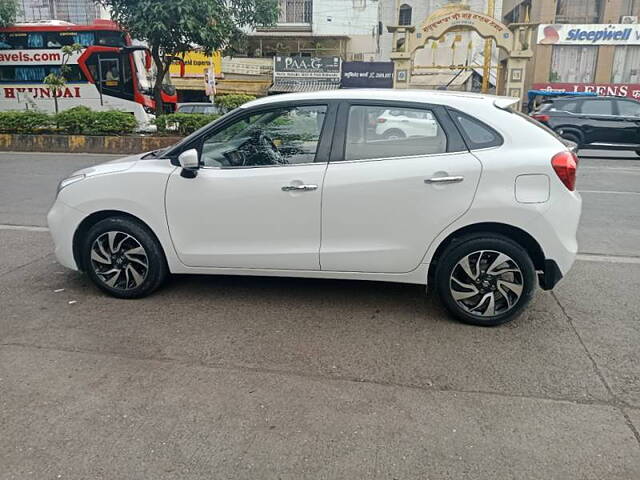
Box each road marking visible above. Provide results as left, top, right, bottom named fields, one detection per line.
left=0, top=224, right=49, bottom=232
left=577, top=254, right=640, bottom=265
left=580, top=190, right=640, bottom=196
left=580, top=166, right=640, bottom=173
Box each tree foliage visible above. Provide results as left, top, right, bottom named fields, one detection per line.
left=0, top=0, right=19, bottom=28
left=99, top=0, right=279, bottom=114
left=42, top=44, right=83, bottom=114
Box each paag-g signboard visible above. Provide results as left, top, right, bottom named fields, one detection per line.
left=341, top=62, right=394, bottom=88
left=273, top=56, right=341, bottom=83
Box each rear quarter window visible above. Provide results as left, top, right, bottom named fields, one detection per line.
left=449, top=110, right=503, bottom=150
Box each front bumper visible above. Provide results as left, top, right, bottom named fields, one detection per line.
left=47, top=200, right=85, bottom=271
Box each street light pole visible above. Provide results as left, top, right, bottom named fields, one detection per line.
left=482, top=0, right=496, bottom=93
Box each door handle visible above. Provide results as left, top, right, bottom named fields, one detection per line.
left=281, top=184, right=318, bottom=192
left=424, top=176, right=464, bottom=184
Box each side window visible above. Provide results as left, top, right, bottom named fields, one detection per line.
left=345, top=105, right=447, bottom=161
left=451, top=110, right=502, bottom=150
left=581, top=99, right=614, bottom=115
left=201, top=105, right=327, bottom=168
left=178, top=105, right=193, bottom=113
left=617, top=100, right=640, bottom=117
left=557, top=101, right=577, bottom=113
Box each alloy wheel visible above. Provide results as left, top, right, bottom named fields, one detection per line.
left=90, top=231, right=149, bottom=290
left=449, top=250, right=524, bottom=317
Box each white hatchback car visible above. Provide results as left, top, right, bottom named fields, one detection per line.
left=48, top=89, right=581, bottom=326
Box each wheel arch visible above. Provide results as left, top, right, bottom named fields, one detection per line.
left=72, top=210, right=167, bottom=272
left=555, top=126, right=584, bottom=144
left=426, top=222, right=546, bottom=283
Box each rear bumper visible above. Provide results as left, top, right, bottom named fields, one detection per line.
left=539, top=259, right=563, bottom=290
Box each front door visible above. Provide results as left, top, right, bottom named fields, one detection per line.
left=320, top=103, right=482, bottom=274
left=165, top=103, right=332, bottom=270
left=616, top=98, right=640, bottom=145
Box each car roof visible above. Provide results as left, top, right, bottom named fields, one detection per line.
left=242, top=89, right=517, bottom=110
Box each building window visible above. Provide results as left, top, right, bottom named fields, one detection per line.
left=555, top=0, right=601, bottom=23
left=622, top=0, right=640, bottom=17
left=550, top=46, right=597, bottom=83
left=278, top=0, right=313, bottom=24
left=398, top=4, right=412, bottom=26
left=612, top=46, right=640, bottom=83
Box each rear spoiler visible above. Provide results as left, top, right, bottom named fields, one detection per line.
left=493, top=97, right=520, bottom=111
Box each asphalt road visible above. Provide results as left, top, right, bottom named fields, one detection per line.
left=1, top=151, right=639, bottom=479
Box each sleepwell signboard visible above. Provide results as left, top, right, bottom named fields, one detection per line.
left=341, top=62, right=394, bottom=88
left=537, top=23, right=640, bottom=45
left=273, top=56, right=341, bottom=82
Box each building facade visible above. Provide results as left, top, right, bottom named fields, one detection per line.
left=503, top=0, right=640, bottom=98
left=247, top=0, right=380, bottom=60
left=16, top=0, right=106, bottom=24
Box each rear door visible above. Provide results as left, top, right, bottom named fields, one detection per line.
left=615, top=98, right=640, bottom=145
left=579, top=98, right=626, bottom=145
left=320, top=102, right=482, bottom=274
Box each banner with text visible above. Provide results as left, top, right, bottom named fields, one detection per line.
left=532, top=83, right=640, bottom=99
left=341, top=62, right=394, bottom=88
left=537, top=24, right=640, bottom=45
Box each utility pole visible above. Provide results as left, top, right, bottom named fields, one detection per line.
left=482, top=0, right=496, bottom=93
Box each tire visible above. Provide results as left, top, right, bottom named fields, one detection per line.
left=635, top=150, right=640, bottom=157
left=558, top=131, right=581, bottom=147
left=82, top=216, right=168, bottom=299
left=434, top=234, right=536, bottom=326
left=383, top=129, right=406, bottom=140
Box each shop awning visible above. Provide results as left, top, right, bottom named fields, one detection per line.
left=269, top=80, right=340, bottom=94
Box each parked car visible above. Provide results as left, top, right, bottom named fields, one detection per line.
left=176, top=102, right=224, bottom=115
left=374, top=108, right=439, bottom=139
left=48, top=89, right=581, bottom=326
left=531, top=95, right=640, bottom=155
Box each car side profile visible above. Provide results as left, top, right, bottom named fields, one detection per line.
left=532, top=95, right=640, bottom=155
left=48, top=89, right=581, bottom=326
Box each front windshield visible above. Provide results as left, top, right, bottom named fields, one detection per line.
left=131, top=45, right=175, bottom=96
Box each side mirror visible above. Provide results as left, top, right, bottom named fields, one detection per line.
left=178, top=148, right=199, bottom=178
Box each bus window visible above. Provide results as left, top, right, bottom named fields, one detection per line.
left=0, top=65, right=85, bottom=82
left=96, top=31, right=125, bottom=47
left=27, top=33, right=44, bottom=48
left=7, top=32, right=28, bottom=49
left=0, top=34, right=10, bottom=49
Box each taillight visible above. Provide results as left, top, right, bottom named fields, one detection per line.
left=551, top=151, right=578, bottom=191
left=376, top=118, right=386, bottom=123
left=532, top=114, right=550, bottom=123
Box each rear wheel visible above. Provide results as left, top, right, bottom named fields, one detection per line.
left=435, top=234, right=536, bottom=326
left=82, top=216, right=168, bottom=298
left=383, top=129, right=406, bottom=140
left=558, top=131, right=581, bottom=147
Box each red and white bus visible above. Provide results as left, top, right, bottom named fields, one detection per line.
left=0, top=19, right=177, bottom=129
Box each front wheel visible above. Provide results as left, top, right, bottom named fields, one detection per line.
left=435, top=234, right=536, bottom=326
left=82, top=216, right=168, bottom=299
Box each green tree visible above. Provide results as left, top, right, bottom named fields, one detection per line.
left=43, top=44, right=83, bottom=114
left=99, top=0, right=279, bottom=115
left=0, top=0, right=19, bottom=27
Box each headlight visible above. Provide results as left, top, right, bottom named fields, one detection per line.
left=57, top=174, right=85, bottom=195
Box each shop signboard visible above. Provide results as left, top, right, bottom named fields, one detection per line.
left=341, top=62, right=394, bottom=88
left=532, top=83, right=640, bottom=99
left=537, top=24, right=640, bottom=45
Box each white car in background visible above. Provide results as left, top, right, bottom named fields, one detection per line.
left=48, top=89, right=581, bottom=326
left=375, top=108, right=439, bottom=139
